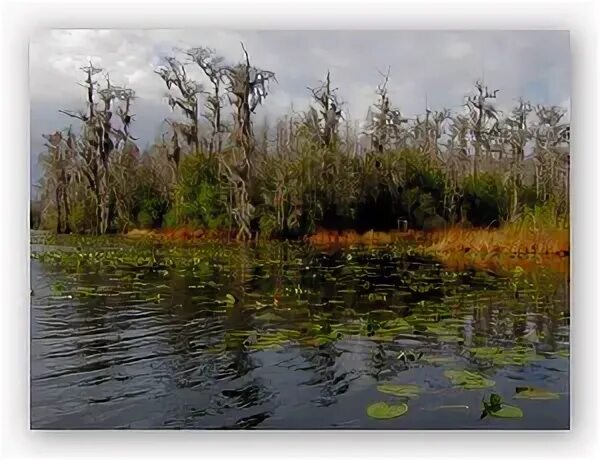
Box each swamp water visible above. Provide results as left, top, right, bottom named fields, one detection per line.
left=30, top=234, right=569, bottom=429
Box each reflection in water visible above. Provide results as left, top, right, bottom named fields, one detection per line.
left=31, top=240, right=570, bottom=429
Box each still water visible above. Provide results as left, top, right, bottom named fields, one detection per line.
left=30, top=237, right=569, bottom=429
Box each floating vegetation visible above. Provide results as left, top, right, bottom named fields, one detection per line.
left=376, top=384, right=421, bottom=398
left=513, top=387, right=560, bottom=400
left=366, top=402, right=409, bottom=419
left=545, top=349, right=570, bottom=359
left=468, top=346, right=543, bottom=366
left=31, top=233, right=569, bottom=429
left=444, top=370, right=496, bottom=389
left=481, top=394, right=524, bottom=419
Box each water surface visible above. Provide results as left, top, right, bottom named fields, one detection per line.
left=30, top=235, right=570, bottom=429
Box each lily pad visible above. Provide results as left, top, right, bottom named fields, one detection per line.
left=469, top=346, right=542, bottom=366
left=366, top=402, right=409, bottom=419
left=377, top=384, right=421, bottom=398
left=444, top=370, right=495, bottom=389
left=489, top=404, right=524, bottom=418
left=481, top=393, right=524, bottom=419
left=514, top=387, right=560, bottom=400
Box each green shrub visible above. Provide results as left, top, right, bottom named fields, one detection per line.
left=174, top=153, right=228, bottom=228
left=462, top=173, right=509, bottom=227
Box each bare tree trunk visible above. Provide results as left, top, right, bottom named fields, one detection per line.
left=63, top=189, right=72, bottom=234
left=55, top=187, right=62, bottom=234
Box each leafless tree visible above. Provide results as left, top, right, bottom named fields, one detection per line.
left=465, top=80, right=500, bottom=179
left=532, top=105, right=570, bottom=217
left=219, top=42, right=276, bottom=240
left=502, top=99, right=533, bottom=219
left=155, top=56, right=202, bottom=154
left=367, top=68, right=408, bottom=152
left=58, top=64, right=137, bottom=234
left=40, top=130, right=75, bottom=233
left=187, top=47, right=227, bottom=157
left=306, top=71, right=344, bottom=148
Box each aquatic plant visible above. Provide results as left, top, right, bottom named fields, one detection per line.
left=366, top=402, right=409, bottom=419
left=376, top=384, right=421, bottom=398
left=444, top=370, right=496, bottom=389
left=481, top=393, right=523, bottom=419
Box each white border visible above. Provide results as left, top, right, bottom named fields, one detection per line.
left=1, top=1, right=599, bottom=459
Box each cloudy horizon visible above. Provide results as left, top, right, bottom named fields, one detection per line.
left=29, top=29, right=570, bottom=187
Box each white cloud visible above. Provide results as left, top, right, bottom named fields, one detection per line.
left=444, top=41, right=473, bottom=60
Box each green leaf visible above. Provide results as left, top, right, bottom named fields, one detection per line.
left=377, top=384, right=421, bottom=398
left=514, top=387, right=560, bottom=400
left=490, top=393, right=502, bottom=407
left=490, top=404, right=523, bottom=418
left=366, top=402, right=409, bottom=419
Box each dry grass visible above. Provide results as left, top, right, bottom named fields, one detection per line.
left=125, top=227, right=236, bottom=242
left=436, top=251, right=569, bottom=275
left=306, top=229, right=420, bottom=246
left=422, top=226, right=569, bottom=256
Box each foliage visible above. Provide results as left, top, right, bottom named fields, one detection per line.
left=36, top=45, right=569, bottom=239
left=175, top=153, right=227, bottom=228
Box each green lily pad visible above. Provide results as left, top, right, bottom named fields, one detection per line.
left=469, top=346, right=542, bottom=366
left=514, top=387, right=560, bottom=400
left=377, top=384, right=421, bottom=398
left=445, top=370, right=495, bottom=389
left=366, top=402, right=409, bottom=419
left=489, top=404, right=524, bottom=418
left=481, top=393, right=524, bottom=419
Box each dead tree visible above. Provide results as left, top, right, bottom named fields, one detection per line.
left=187, top=47, right=227, bottom=157
left=220, top=42, right=276, bottom=240
left=40, top=130, right=74, bottom=233
left=414, top=104, right=450, bottom=161
left=307, top=71, right=344, bottom=148
left=504, top=99, right=532, bottom=219
left=367, top=68, right=408, bottom=152
left=59, top=64, right=137, bottom=234
left=533, top=105, right=570, bottom=216
left=155, top=56, right=202, bottom=153
left=465, top=80, right=500, bottom=179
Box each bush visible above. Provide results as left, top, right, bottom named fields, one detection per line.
left=174, top=153, right=228, bottom=228
left=462, top=173, right=509, bottom=227
left=137, top=195, right=169, bottom=228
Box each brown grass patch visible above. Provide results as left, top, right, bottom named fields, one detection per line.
left=421, top=226, right=569, bottom=256
left=305, top=228, right=420, bottom=247
left=125, top=227, right=236, bottom=242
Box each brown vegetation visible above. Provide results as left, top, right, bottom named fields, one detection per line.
left=126, top=227, right=237, bottom=242
left=421, top=226, right=569, bottom=256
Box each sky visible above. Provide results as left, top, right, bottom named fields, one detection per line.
left=29, top=29, right=570, bottom=187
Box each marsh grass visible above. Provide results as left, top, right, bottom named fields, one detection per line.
left=422, top=226, right=569, bottom=256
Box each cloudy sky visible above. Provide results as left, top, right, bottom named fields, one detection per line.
left=29, top=29, right=570, bottom=185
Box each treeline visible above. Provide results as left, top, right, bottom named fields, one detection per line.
left=34, top=44, right=570, bottom=239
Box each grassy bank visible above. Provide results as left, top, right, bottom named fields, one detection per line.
left=421, top=226, right=569, bottom=256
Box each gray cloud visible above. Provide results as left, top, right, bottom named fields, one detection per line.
left=30, top=29, right=570, bottom=185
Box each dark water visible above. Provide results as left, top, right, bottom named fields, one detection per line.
left=30, top=237, right=570, bottom=429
